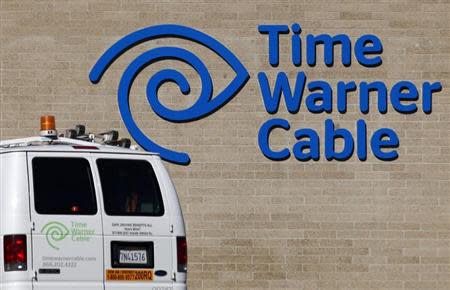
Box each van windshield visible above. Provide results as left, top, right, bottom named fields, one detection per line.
left=96, top=159, right=164, bottom=216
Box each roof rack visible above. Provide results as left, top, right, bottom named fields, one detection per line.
left=0, top=135, right=138, bottom=150
left=60, top=124, right=133, bottom=149
left=1, top=116, right=137, bottom=150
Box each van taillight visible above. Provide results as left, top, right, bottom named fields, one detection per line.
left=4, top=235, right=27, bottom=271
left=177, top=236, right=187, bottom=272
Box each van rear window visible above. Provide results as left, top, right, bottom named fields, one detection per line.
left=32, top=158, right=97, bottom=215
left=96, top=159, right=164, bottom=216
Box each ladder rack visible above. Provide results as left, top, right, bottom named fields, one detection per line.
left=1, top=124, right=136, bottom=150
left=0, top=136, right=135, bottom=149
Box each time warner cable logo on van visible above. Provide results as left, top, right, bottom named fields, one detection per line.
left=90, top=24, right=443, bottom=165
left=42, top=221, right=95, bottom=250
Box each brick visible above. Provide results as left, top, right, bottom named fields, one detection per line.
left=1, top=1, right=449, bottom=289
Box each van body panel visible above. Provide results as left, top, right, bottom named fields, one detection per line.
left=173, top=283, right=188, bottom=290
left=1, top=281, right=32, bottom=290
left=91, top=154, right=175, bottom=289
left=0, top=153, right=31, bottom=234
left=0, top=153, right=33, bottom=284
left=153, top=161, right=186, bottom=236
left=27, top=152, right=104, bottom=290
left=152, top=161, right=187, bottom=283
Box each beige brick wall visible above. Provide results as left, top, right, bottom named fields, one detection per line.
left=1, top=0, right=449, bottom=289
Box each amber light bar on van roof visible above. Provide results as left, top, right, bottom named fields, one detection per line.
left=40, top=115, right=55, bottom=131
left=40, top=115, right=58, bottom=138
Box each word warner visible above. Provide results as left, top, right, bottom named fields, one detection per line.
left=257, top=23, right=443, bottom=162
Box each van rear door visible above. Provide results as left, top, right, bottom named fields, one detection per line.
left=93, top=155, right=174, bottom=289
left=27, top=152, right=104, bottom=290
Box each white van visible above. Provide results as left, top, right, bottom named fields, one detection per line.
left=0, top=116, right=187, bottom=290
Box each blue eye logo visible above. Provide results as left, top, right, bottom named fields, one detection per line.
left=90, top=24, right=249, bottom=165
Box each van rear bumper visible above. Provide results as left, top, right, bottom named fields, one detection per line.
left=105, top=282, right=187, bottom=290
left=173, top=282, right=187, bottom=290
left=2, top=281, right=32, bottom=290
left=0, top=281, right=186, bottom=290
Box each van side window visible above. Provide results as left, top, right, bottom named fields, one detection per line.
left=32, top=157, right=97, bottom=215
left=96, top=159, right=164, bottom=216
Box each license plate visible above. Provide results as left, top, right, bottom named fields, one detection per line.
left=119, top=250, right=147, bottom=264
left=106, top=269, right=153, bottom=281
left=111, top=241, right=154, bottom=268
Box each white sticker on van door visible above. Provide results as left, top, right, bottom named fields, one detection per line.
left=111, top=223, right=153, bottom=236
left=41, top=221, right=96, bottom=250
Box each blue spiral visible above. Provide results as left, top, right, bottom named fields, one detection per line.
left=118, top=47, right=214, bottom=163
left=90, top=24, right=249, bottom=165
